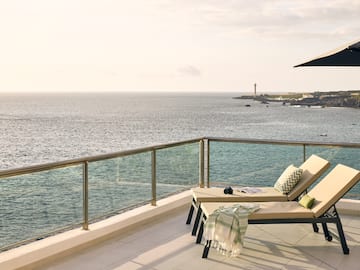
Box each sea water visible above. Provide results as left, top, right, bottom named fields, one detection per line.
left=0, top=92, right=359, bottom=169
left=0, top=92, right=359, bottom=249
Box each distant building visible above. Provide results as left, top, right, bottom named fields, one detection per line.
left=302, top=93, right=314, bottom=98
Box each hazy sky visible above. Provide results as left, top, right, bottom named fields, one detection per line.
left=1, top=0, right=360, bottom=93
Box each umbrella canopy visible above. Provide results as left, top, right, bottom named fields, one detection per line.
left=295, top=39, right=360, bottom=67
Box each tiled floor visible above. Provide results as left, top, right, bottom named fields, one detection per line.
left=36, top=206, right=360, bottom=270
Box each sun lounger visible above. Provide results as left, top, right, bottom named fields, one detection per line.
left=186, top=154, right=330, bottom=235
left=196, top=164, right=360, bottom=258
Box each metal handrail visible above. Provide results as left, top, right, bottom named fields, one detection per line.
left=205, top=137, right=360, bottom=148
left=0, top=137, right=204, bottom=179
left=2, top=137, right=358, bottom=179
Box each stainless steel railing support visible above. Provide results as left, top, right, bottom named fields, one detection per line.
left=206, top=139, right=210, bottom=188
left=303, top=144, right=306, bottom=162
left=151, top=150, right=157, bottom=206
left=83, top=161, right=89, bottom=230
left=199, top=139, right=205, bottom=188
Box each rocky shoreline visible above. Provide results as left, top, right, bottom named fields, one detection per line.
left=234, top=90, right=360, bottom=108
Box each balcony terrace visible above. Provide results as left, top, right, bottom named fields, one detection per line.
left=0, top=138, right=359, bottom=269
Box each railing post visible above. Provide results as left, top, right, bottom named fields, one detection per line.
left=83, top=161, right=89, bottom=230
left=206, top=139, right=210, bottom=188
left=151, top=150, right=157, bottom=206
left=199, top=139, right=204, bottom=188
left=303, top=144, right=306, bottom=162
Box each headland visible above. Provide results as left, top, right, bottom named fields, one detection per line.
left=234, top=90, right=360, bottom=108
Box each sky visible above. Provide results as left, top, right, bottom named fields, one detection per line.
left=1, top=0, right=360, bottom=93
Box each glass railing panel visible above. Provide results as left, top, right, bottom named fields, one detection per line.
left=305, top=145, right=359, bottom=170
left=209, top=141, right=304, bottom=187
left=156, top=143, right=199, bottom=198
left=88, top=152, right=152, bottom=221
left=0, top=165, right=83, bottom=250
left=305, top=146, right=360, bottom=199
left=1, top=138, right=358, bottom=251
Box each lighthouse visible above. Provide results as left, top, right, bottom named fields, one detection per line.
left=254, top=83, right=257, bottom=97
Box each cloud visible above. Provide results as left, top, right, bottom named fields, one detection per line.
left=177, top=65, right=202, bottom=77
left=154, top=0, right=360, bottom=39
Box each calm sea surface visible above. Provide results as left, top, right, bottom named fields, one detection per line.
left=0, top=92, right=359, bottom=249
left=0, top=92, right=359, bottom=169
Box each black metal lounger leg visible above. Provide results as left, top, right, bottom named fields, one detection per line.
left=321, top=223, right=333, bottom=241
left=186, top=198, right=196, bottom=224
left=192, top=206, right=202, bottom=236
left=312, top=223, right=319, bottom=232
left=196, top=220, right=204, bottom=244
left=202, top=240, right=212, bottom=258
left=335, top=218, right=350, bottom=254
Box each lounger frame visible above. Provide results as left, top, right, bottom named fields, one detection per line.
left=198, top=204, right=348, bottom=258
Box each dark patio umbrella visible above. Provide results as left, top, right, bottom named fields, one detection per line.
left=295, top=39, right=360, bottom=67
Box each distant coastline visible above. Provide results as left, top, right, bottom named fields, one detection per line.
left=233, top=90, right=360, bottom=109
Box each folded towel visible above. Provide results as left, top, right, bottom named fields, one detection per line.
left=203, top=203, right=260, bottom=257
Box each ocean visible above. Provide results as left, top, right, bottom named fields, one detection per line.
left=0, top=92, right=359, bottom=249
left=0, top=92, right=359, bottom=170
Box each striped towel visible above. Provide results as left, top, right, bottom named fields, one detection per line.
left=203, top=203, right=260, bottom=257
